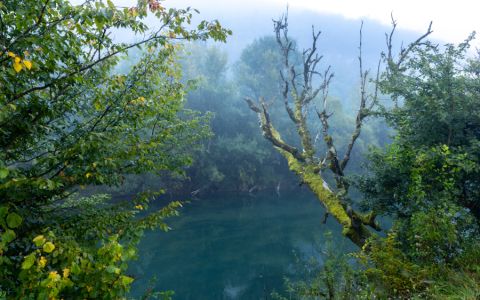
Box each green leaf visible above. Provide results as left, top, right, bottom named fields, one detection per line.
left=106, top=265, right=120, bottom=274
left=1, top=229, right=16, bottom=244
left=71, top=262, right=81, bottom=275
left=33, top=235, right=46, bottom=247
left=0, top=206, right=8, bottom=219
left=120, top=275, right=134, bottom=286
left=6, top=212, right=22, bottom=229
left=21, top=254, right=36, bottom=270
left=0, top=168, right=9, bottom=179
left=46, top=180, right=56, bottom=190
left=94, top=101, right=102, bottom=110
left=42, top=242, right=55, bottom=253
left=106, top=0, right=115, bottom=9
left=159, top=222, right=171, bottom=232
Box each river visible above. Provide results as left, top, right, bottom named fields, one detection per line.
left=130, top=189, right=356, bottom=299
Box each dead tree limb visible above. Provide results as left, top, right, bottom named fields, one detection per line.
left=385, top=14, right=433, bottom=69
left=246, top=13, right=430, bottom=247
left=340, top=21, right=378, bottom=172
left=245, top=97, right=305, bottom=162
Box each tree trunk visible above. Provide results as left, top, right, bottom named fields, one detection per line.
left=278, top=147, right=372, bottom=248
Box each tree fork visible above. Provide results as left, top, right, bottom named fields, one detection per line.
left=246, top=98, right=379, bottom=247
left=247, top=12, right=431, bottom=248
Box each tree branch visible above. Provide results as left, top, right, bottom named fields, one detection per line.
left=386, top=15, right=433, bottom=68
left=245, top=97, right=305, bottom=162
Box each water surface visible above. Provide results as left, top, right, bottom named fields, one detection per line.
left=130, top=189, right=356, bottom=299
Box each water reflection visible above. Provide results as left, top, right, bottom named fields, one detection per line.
left=130, top=189, right=355, bottom=299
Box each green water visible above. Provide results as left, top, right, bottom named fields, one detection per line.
left=130, top=190, right=356, bottom=299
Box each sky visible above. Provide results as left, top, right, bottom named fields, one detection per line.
left=84, top=0, right=479, bottom=50
left=285, top=0, right=478, bottom=46
left=160, top=0, right=479, bottom=48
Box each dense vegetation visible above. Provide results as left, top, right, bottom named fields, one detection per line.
left=354, top=35, right=480, bottom=298
left=0, top=0, right=229, bottom=298
left=260, top=17, right=480, bottom=299
left=173, top=38, right=386, bottom=197
left=1, top=0, right=479, bottom=299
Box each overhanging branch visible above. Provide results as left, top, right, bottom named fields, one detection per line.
left=245, top=98, right=305, bottom=162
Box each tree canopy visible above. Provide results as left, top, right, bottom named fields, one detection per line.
left=247, top=13, right=480, bottom=298
left=0, top=0, right=229, bottom=298
left=1, top=1, right=479, bottom=298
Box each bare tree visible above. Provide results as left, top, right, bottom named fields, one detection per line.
left=245, top=13, right=432, bottom=247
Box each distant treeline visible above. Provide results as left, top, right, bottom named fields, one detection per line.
left=110, top=36, right=391, bottom=197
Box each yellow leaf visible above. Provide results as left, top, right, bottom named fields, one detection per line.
left=43, top=242, right=55, bottom=253
left=13, top=61, right=22, bottom=73
left=23, top=60, right=32, bottom=70
left=48, top=271, right=60, bottom=281
left=33, top=235, right=46, bottom=247
left=121, top=275, right=134, bottom=286
left=38, top=256, right=47, bottom=268
left=85, top=172, right=92, bottom=179
left=14, top=56, right=20, bottom=63
left=128, top=7, right=138, bottom=17
left=7, top=51, right=15, bottom=58
left=63, top=268, right=70, bottom=278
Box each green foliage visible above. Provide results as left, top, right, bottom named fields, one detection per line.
left=354, top=34, right=480, bottom=298
left=10, top=193, right=182, bottom=299
left=15, top=232, right=136, bottom=299
left=234, top=36, right=286, bottom=100
left=0, top=0, right=229, bottom=298
left=365, top=35, right=480, bottom=221
left=404, top=202, right=474, bottom=264
left=428, top=273, right=480, bottom=299
left=355, top=232, right=428, bottom=298
left=381, top=36, right=480, bottom=148
left=180, top=37, right=387, bottom=195
left=178, top=42, right=298, bottom=194
left=272, top=232, right=373, bottom=300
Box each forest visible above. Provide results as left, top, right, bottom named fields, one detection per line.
left=0, top=0, right=479, bottom=299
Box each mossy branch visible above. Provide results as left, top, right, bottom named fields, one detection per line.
left=245, top=97, right=305, bottom=162
left=278, top=145, right=375, bottom=248
left=245, top=11, right=398, bottom=248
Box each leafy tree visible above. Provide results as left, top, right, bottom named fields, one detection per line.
left=246, top=13, right=480, bottom=297
left=234, top=36, right=285, bottom=100
left=354, top=34, right=480, bottom=297
left=361, top=36, right=480, bottom=223
left=0, top=0, right=229, bottom=298
left=179, top=43, right=295, bottom=194
left=178, top=36, right=386, bottom=196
